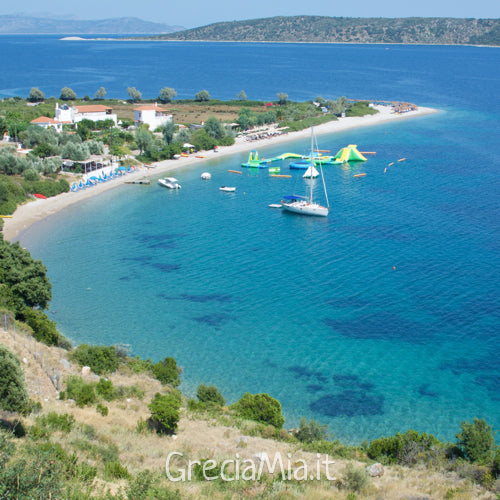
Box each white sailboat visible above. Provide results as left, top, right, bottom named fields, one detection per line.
left=281, top=127, right=329, bottom=217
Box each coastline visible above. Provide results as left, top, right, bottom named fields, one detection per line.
left=2, top=104, right=437, bottom=242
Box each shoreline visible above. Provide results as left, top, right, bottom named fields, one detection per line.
left=2, top=104, right=437, bottom=242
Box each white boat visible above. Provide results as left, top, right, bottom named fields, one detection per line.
left=219, top=186, right=236, bottom=192
left=158, top=178, right=181, bottom=189
left=281, top=127, right=329, bottom=217
left=201, top=172, right=211, bottom=180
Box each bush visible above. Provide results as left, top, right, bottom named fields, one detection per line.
left=367, top=429, right=440, bottom=465
left=152, top=357, right=181, bottom=386
left=70, top=344, right=119, bottom=375
left=342, top=463, right=369, bottom=492
left=36, top=412, right=75, bottom=433
left=62, top=376, right=97, bottom=407
left=196, top=384, right=225, bottom=407
left=127, top=356, right=154, bottom=374
left=148, top=390, right=182, bottom=434
left=231, top=392, right=285, bottom=429
left=456, top=418, right=497, bottom=465
left=296, top=417, right=329, bottom=443
left=17, top=308, right=66, bottom=347
left=0, top=344, right=29, bottom=414
left=104, top=460, right=130, bottom=479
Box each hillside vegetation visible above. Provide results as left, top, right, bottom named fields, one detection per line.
left=143, top=16, right=500, bottom=46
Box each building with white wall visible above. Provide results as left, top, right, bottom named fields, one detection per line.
left=134, top=103, right=172, bottom=130
left=54, top=103, right=117, bottom=126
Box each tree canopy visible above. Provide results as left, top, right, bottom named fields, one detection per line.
left=127, top=87, right=142, bottom=102
left=158, top=87, right=177, bottom=103
left=95, top=87, right=107, bottom=100
left=0, top=344, right=29, bottom=414
left=27, top=87, right=44, bottom=102
left=60, top=87, right=76, bottom=100
left=195, top=90, right=210, bottom=102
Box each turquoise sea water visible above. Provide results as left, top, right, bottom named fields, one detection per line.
left=4, top=38, right=499, bottom=443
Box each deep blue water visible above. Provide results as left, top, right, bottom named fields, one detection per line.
left=4, top=36, right=499, bottom=443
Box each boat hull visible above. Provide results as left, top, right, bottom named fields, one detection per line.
left=281, top=200, right=328, bottom=217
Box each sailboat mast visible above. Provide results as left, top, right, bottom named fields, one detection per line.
left=310, top=127, right=314, bottom=203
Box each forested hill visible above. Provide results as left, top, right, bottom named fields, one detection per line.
left=141, top=16, right=500, bottom=46
left=0, top=15, right=183, bottom=34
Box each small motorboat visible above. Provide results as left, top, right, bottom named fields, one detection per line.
left=158, top=177, right=181, bottom=189
left=219, top=186, right=235, bottom=192
left=201, top=172, right=211, bottom=180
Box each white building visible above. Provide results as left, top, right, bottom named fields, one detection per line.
left=54, top=103, right=118, bottom=126
left=134, top=103, right=172, bottom=130
left=30, top=116, right=63, bottom=133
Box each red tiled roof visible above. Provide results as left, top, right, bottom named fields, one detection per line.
left=74, top=105, right=112, bottom=113
left=31, top=116, right=58, bottom=124
left=134, top=105, right=169, bottom=112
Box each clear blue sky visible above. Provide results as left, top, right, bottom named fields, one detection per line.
left=5, top=0, right=500, bottom=29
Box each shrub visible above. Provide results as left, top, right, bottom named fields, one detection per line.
left=343, top=463, right=369, bottom=492
left=127, top=356, right=154, bottom=374
left=70, top=344, right=119, bottom=375
left=96, top=378, right=116, bottom=400
left=367, top=429, right=440, bottom=465
left=152, top=357, right=181, bottom=386
left=231, top=392, right=285, bottom=429
left=63, top=376, right=96, bottom=407
left=96, top=403, right=109, bottom=416
left=0, top=344, right=29, bottom=414
left=456, top=418, right=497, bottom=465
left=36, top=412, right=75, bottom=433
left=148, top=390, right=182, bottom=434
left=196, top=384, right=225, bottom=407
left=17, top=308, right=66, bottom=346
left=104, top=460, right=130, bottom=479
left=296, top=417, right=329, bottom=443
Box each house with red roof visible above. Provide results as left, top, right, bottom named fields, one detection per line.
left=30, top=116, right=63, bottom=133
left=134, top=103, right=172, bottom=130
left=55, top=103, right=117, bottom=126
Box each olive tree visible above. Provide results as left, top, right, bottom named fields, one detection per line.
left=60, top=87, right=76, bottom=100
left=127, top=87, right=142, bottom=102
left=94, top=87, right=107, bottom=100
left=158, top=87, right=177, bottom=103
left=237, top=90, right=247, bottom=101
left=277, top=92, right=288, bottom=105
left=28, top=87, right=45, bottom=102
left=195, top=90, right=210, bottom=102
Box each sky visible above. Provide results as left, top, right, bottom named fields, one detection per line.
left=4, top=0, right=500, bottom=29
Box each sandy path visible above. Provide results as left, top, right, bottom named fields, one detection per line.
left=2, top=105, right=437, bottom=241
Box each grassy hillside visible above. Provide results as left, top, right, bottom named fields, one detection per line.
left=142, top=16, right=500, bottom=46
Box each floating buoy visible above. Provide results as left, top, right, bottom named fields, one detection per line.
left=388, top=162, right=394, bottom=166
left=398, top=158, right=406, bottom=162
left=393, top=266, right=396, bottom=270
left=353, top=173, right=366, bottom=178
left=228, top=170, right=242, bottom=174
left=384, top=168, right=387, bottom=173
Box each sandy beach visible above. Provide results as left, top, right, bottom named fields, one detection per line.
left=2, top=104, right=437, bottom=242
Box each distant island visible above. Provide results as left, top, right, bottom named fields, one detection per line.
left=0, top=15, right=183, bottom=34
left=138, top=16, right=500, bottom=46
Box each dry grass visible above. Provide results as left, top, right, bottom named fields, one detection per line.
left=0, top=326, right=496, bottom=499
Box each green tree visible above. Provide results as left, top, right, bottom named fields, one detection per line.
left=174, top=128, right=191, bottom=144
left=0, top=345, right=29, bottom=414
left=0, top=240, right=52, bottom=310
left=195, top=90, right=210, bottom=102
left=134, top=127, right=153, bottom=155
left=70, top=344, right=119, bottom=375
left=296, top=417, right=329, bottom=443
left=28, top=87, right=45, bottom=102
left=60, top=87, right=76, bottom=100
left=197, top=384, right=225, bottom=407
left=94, top=87, right=107, bottom=100
left=203, top=116, right=225, bottom=140
left=190, top=129, right=216, bottom=151
left=148, top=390, right=182, bottom=434
left=277, top=92, right=288, bottom=105
left=456, top=418, right=497, bottom=464
left=162, top=120, right=177, bottom=145
left=231, top=392, right=285, bottom=428
left=127, top=87, right=142, bottom=102
left=237, top=90, right=247, bottom=101
left=158, top=87, right=177, bottom=103
left=152, top=357, right=181, bottom=386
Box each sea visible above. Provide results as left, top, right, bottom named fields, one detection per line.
left=1, top=36, right=499, bottom=444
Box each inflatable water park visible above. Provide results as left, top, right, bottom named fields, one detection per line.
left=241, top=145, right=368, bottom=169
